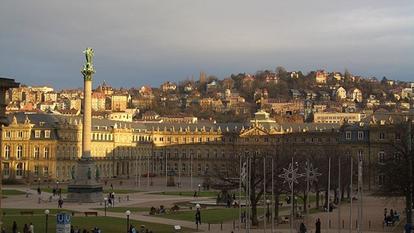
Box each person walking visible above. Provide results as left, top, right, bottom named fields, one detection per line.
left=299, top=222, right=307, bottom=233
left=195, top=209, right=201, bottom=225
left=29, top=222, right=34, bottom=233
left=12, top=221, right=17, bottom=233
left=23, top=223, right=29, bottom=233
left=315, top=218, right=321, bottom=233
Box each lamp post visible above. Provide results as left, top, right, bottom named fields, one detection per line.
left=44, top=209, right=50, bottom=233
left=198, top=184, right=201, bottom=192
left=266, top=199, right=271, bottom=223
left=104, top=197, right=108, bottom=216
left=56, top=181, right=60, bottom=198
left=195, top=203, right=201, bottom=230
left=125, top=210, right=131, bottom=233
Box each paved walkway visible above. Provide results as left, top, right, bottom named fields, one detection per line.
left=2, top=186, right=405, bottom=233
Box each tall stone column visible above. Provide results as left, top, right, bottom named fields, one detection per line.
left=67, top=48, right=103, bottom=203
left=81, top=53, right=94, bottom=159
left=0, top=77, right=20, bottom=230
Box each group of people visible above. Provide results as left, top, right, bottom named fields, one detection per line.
left=7, top=221, right=34, bottom=233
left=128, top=225, right=153, bottom=233
left=70, top=226, right=101, bottom=233
left=106, top=192, right=116, bottom=207
left=298, top=218, right=321, bottom=233
left=384, top=208, right=400, bottom=226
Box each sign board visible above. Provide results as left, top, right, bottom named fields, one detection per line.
left=56, top=213, right=71, bottom=233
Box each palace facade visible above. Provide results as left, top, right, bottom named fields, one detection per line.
left=0, top=110, right=410, bottom=191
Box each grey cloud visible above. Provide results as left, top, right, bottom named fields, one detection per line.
left=0, top=0, right=413, bottom=88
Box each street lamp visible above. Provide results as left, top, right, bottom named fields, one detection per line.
left=266, top=199, right=271, bottom=223
left=195, top=204, right=201, bottom=230
left=198, top=184, right=201, bottom=192
left=44, top=209, right=50, bottom=233
left=125, top=210, right=131, bottom=233
left=104, top=197, right=108, bottom=216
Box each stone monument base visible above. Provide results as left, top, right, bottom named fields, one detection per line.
left=66, top=159, right=103, bottom=203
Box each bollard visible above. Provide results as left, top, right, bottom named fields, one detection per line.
left=329, top=220, right=331, bottom=228
left=221, top=222, right=223, bottom=231
left=369, top=220, right=371, bottom=229
left=342, top=220, right=344, bottom=229
left=127, top=195, right=130, bottom=201
left=355, top=220, right=358, bottom=229
left=208, top=223, right=210, bottom=231
left=233, top=220, right=235, bottom=229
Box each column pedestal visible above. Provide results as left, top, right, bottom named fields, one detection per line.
left=66, top=159, right=103, bottom=203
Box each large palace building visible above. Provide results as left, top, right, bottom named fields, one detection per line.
left=1, top=109, right=410, bottom=191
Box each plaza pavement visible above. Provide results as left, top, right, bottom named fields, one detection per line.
left=2, top=180, right=406, bottom=233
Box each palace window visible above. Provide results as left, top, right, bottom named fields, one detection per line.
left=44, top=147, right=50, bottom=159
left=3, top=163, right=10, bottom=177
left=378, top=174, right=385, bottom=186
left=43, top=166, right=49, bottom=176
left=379, top=132, right=385, bottom=140
left=16, top=145, right=23, bottom=159
left=35, top=130, right=41, bottom=138
left=345, top=131, right=352, bottom=140
left=4, top=145, right=10, bottom=159
left=34, top=165, right=40, bottom=176
left=16, top=163, right=23, bottom=177
left=378, top=151, right=385, bottom=164
left=357, top=131, right=364, bottom=140
left=395, top=132, right=401, bottom=140
left=4, top=131, right=11, bottom=139
left=394, top=152, right=402, bottom=161
left=34, top=147, right=40, bottom=159
left=18, top=131, right=23, bottom=138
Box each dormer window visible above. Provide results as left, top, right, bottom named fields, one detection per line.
left=35, top=130, right=41, bottom=138
left=45, top=130, right=51, bottom=139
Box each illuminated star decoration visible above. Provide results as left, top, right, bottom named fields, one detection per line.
left=278, top=162, right=305, bottom=188
left=305, top=163, right=322, bottom=184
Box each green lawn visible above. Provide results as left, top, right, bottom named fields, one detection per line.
left=153, top=191, right=219, bottom=197
left=2, top=212, right=193, bottom=233
left=94, top=207, right=149, bottom=213
left=157, top=207, right=265, bottom=224
left=2, top=189, right=26, bottom=196
left=31, top=188, right=68, bottom=194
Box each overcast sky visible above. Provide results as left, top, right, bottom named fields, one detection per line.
left=1, top=0, right=413, bottom=89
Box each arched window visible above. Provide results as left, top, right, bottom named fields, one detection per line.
left=16, top=145, right=23, bottom=159
left=16, top=163, right=23, bottom=177
left=4, top=145, right=10, bottom=159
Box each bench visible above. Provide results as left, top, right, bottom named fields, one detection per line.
left=20, top=211, right=34, bottom=215
left=84, top=211, right=98, bottom=216
left=280, top=216, right=289, bottom=224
